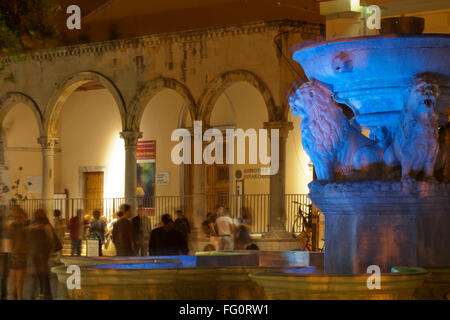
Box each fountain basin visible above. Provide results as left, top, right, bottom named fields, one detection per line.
left=309, top=181, right=450, bottom=274
left=53, top=252, right=325, bottom=300
left=250, top=267, right=429, bottom=300
left=292, top=34, right=450, bottom=127
left=60, top=250, right=324, bottom=268
left=52, top=263, right=290, bottom=300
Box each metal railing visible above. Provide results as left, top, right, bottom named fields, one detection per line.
left=285, top=194, right=313, bottom=233
left=4, top=193, right=313, bottom=235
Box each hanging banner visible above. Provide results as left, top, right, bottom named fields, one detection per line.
left=136, top=140, right=156, bottom=198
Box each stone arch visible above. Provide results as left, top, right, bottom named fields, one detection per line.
left=44, top=71, right=126, bottom=138
left=128, top=77, right=197, bottom=131
left=0, top=92, right=44, bottom=136
left=198, top=70, right=277, bottom=125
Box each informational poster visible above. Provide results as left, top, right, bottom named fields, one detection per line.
left=137, top=140, right=156, bottom=198
left=0, top=165, right=10, bottom=206
left=156, top=172, right=170, bottom=186
left=26, top=176, right=43, bottom=194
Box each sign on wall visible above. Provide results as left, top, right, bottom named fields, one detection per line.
left=26, top=176, right=43, bottom=194
left=0, top=165, right=10, bottom=205
left=137, top=140, right=156, bottom=198
left=156, top=172, right=170, bottom=186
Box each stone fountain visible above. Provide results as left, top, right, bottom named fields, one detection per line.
left=289, top=33, right=450, bottom=276
left=251, top=27, right=449, bottom=300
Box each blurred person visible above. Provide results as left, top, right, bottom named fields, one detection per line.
left=68, top=210, right=82, bottom=256
left=88, top=210, right=106, bottom=256
left=112, top=204, right=136, bottom=256
left=106, top=210, right=123, bottom=251
left=53, top=210, right=65, bottom=260
left=149, top=214, right=184, bottom=256
left=215, top=207, right=235, bottom=251
left=131, top=206, right=145, bottom=256
left=53, top=210, right=65, bottom=243
left=6, top=207, right=27, bottom=300
left=26, top=209, right=54, bottom=300
left=83, top=214, right=91, bottom=239
left=235, top=207, right=253, bottom=250
left=0, top=208, right=9, bottom=300
left=245, top=243, right=259, bottom=250
left=202, top=212, right=218, bottom=236
left=203, top=244, right=216, bottom=252
left=174, top=210, right=190, bottom=255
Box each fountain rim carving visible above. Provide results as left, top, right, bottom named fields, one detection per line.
left=291, top=33, right=450, bottom=58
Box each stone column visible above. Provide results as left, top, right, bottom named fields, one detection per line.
left=120, top=131, right=142, bottom=216
left=263, top=121, right=293, bottom=239
left=188, top=122, right=207, bottom=250
left=38, top=136, right=58, bottom=222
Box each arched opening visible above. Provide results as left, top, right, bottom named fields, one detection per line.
left=1, top=102, right=42, bottom=201
left=207, top=81, right=270, bottom=233
left=138, top=88, right=193, bottom=228
left=50, top=80, right=124, bottom=224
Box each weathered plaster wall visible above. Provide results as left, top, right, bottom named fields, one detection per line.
left=0, top=20, right=323, bottom=200
left=1, top=104, right=42, bottom=198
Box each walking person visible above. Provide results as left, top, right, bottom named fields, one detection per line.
left=88, top=210, right=106, bottom=256
left=6, top=207, right=28, bottom=300
left=68, top=210, right=82, bottom=256
left=174, top=210, right=190, bottom=255
left=215, top=206, right=235, bottom=251
left=112, top=204, right=136, bottom=256
left=26, top=209, right=54, bottom=300
left=0, top=208, right=9, bottom=300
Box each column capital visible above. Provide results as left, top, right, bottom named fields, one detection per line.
left=263, top=121, right=293, bottom=138
left=37, top=136, right=59, bottom=149
left=120, top=131, right=143, bottom=147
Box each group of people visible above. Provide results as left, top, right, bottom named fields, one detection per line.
left=202, top=205, right=255, bottom=251
left=0, top=207, right=62, bottom=300
left=67, top=204, right=192, bottom=257
left=0, top=203, right=256, bottom=300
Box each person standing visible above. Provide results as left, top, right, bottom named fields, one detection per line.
left=149, top=214, right=184, bottom=256
left=6, top=207, right=28, bottom=300
left=88, top=210, right=106, bottom=256
left=68, top=210, right=82, bottom=256
left=174, top=210, right=190, bottom=255
left=235, top=207, right=253, bottom=250
left=131, top=206, right=145, bottom=256
left=0, top=208, right=9, bottom=300
left=112, top=204, right=136, bottom=256
left=26, top=209, right=54, bottom=300
left=53, top=210, right=65, bottom=260
left=215, top=207, right=235, bottom=251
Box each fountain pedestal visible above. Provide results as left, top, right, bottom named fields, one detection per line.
left=310, top=181, right=450, bottom=274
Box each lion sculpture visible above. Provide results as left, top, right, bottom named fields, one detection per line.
left=289, top=79, right=384, bottom=181
left=384, top=74, right=441, bottom=179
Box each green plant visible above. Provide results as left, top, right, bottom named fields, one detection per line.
left=8, top=166, right=32, bottom=204
left=0, top=0, right=61, bottom=80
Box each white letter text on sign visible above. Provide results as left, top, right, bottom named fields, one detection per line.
left=366, top=265, right=381, bottom=290
left=66, top=5, right=81, bottom=30
left=366, top=5, right=381, bottom=30
left=66, top=265, right=81, bottom=290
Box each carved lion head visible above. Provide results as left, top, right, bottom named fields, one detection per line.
left=405, top=73, right=441, bottom=117
left=289, top=79, right=335, bottom=118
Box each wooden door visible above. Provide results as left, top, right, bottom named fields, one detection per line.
left=84, top=172, right=104, bottom=216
